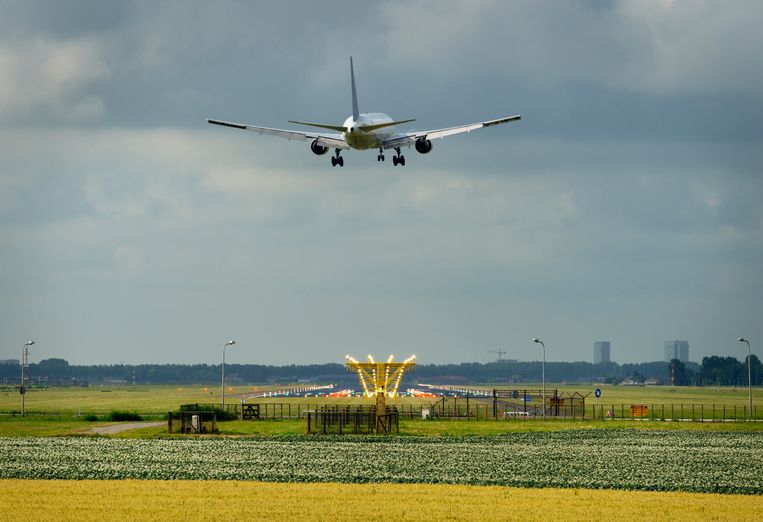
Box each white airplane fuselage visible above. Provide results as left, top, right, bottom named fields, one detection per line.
left=342, top=113, right=395, bottom=150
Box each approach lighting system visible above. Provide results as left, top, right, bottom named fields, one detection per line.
left=345, top=354, right=416, bottom=433
left=345, top=354, right=416, bottom=400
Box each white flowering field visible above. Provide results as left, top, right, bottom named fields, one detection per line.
left=1, top=430, right=761, bottom=494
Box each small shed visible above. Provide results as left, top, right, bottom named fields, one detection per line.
left=168, top=411, right=218, bottom=434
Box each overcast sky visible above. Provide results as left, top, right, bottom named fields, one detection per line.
left=1, top=0, right=761, bottom=366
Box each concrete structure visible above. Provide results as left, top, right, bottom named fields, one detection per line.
left=593, top=341, right=611, bottom=364
left=664, top=340, right=689, bottom=363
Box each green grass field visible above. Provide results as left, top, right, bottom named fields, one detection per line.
left=2, top=382, right=761, bottom=415
left=2, top=414, right=762, bottom=439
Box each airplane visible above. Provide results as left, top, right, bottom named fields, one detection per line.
left=208, top=58, right=521, bottom=167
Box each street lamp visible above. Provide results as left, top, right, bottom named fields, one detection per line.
left=738, top=337, right=753, bottom=418
left=20, top=341, right=34, bottom=416
left=221, top=340, right=236, bottom=410
left=532, top=338, right=545, bottom=418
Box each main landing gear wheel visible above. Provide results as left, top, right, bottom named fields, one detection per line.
left=331, top=149, right=344, bottom=167
left=392, top=147, right=405, bottom=166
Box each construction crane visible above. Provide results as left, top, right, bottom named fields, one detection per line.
left=486, top=349, right=507, bottom=363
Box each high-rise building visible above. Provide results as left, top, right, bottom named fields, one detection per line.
left=664, top=340, right=689, bottom=363
left=593, top=341, right=611, bottom=364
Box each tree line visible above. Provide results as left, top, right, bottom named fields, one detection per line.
left=1, top=355, right=759, bottom=386
left=669, top=355, right=762, bottom=386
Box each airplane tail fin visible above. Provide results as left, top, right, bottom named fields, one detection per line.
left=350, top=57, right=359, bottom=121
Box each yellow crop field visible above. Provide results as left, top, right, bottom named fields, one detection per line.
left=1, top=480, right=760, bottom=521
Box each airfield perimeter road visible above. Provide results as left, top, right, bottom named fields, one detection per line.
left=87, top=422, right=164, bottom=435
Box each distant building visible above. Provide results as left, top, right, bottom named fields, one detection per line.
left=664, top=340, right=689, bottom=363
left=593, top=341, right=611, bottom=364
left=0, top=359, right=20, bottom=365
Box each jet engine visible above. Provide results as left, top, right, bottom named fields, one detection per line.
left=415, top=138, right=433, bottom=154
left=310, top=139, right=329, bottom=155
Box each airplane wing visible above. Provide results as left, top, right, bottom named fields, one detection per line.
left=208, top=119, right=350, bottom=149
left=381, top=114, right=521, bottom=149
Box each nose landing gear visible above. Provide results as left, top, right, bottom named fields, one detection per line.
left=377, top=148, right=385, bottom=162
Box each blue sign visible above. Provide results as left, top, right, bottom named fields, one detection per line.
left=595, top=388, right=601, bottom=398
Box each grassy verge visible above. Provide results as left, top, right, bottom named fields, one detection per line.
left=117, top=418, right=763, bottom=438
left=3, top=416, right=762, bottom=438
left=1, top=480, right=761, bottom=521
left=399, top=418, right=763, bottom=435
left=0, top=416, right=104, bottom=437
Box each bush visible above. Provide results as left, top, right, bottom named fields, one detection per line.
left=108, top=411, right=143, bottom=422
left=84, top=414, right=99, bottom=422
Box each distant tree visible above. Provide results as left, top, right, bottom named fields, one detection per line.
left=668, top=359, right=688, bottom=386
left=699, top=356, right=745, bottom=386
left=743, top=354, right=762, bottom=386
left=35, top=358, right=70, bottom=378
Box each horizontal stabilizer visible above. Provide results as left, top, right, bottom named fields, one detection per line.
left=288, top=120, right=348, bottom=132
left=359, top=119, right=416, bottom=133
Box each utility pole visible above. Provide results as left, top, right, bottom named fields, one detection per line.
left=20, top=341, right=34, bottom=416
left=532, top=338, right=546, bottom=418
left=221, top=340, right=236, bottom=410
left=738, top=338, right=753, bottom=418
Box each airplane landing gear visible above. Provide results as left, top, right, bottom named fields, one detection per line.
left=331, top=149, right=344, bottom=167
left=392, top=147, right=405, bottom=166
left=377, top=148, right=385, bottom=162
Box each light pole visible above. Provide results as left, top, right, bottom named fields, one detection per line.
left=532, top=338, right=546, bottom=418
left=221, top=340, right=236, bottom=410
left=738, top=337, right=753, bottom=418
left=20, top=341, right=34, bottom=416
